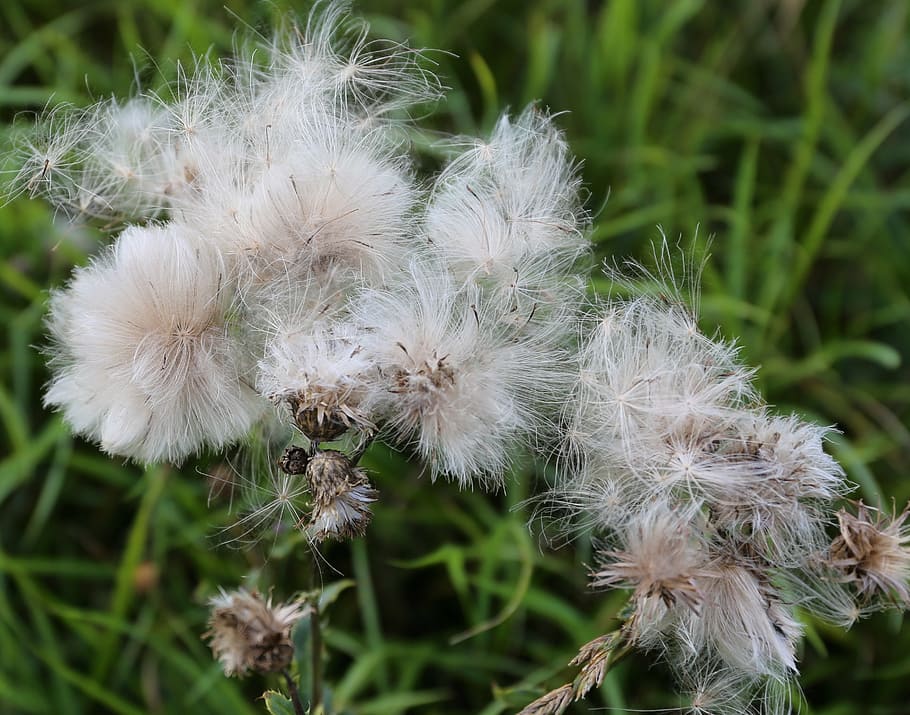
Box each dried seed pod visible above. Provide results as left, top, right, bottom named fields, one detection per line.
left=290, top=398, right=350, bottom=442
left=305, top=450, right=377, bottom=541
left=278, top=446, right=309, bottom=475
left=205, top=589, right=306, bottom=677
left=829, top=501, right=910, bottom=607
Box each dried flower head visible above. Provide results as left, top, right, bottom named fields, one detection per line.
left=205, top=588, right=307, bottom=677
left=305, top=450, right=377, bottom=541
left=829, top=501, right=910, bottom=607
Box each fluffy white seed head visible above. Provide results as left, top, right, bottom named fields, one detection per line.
left=703, top=411, right=850, bottom=566
left=592, top=501, right=709, bottom=630
left=257, top=313, right=374, bottom=437
left=12, top=1, right=437, bottom=230
left=201, top=115, right=417, bottom=289
left=678, top=563, right=801, bottom=680
left=12, top=99, right=167, bottom=220
left=555, top=295, right=757, bottom=530
left=263, top=1, right=442, bottom=120
left=426, top=107, right=589, bottom=311
left=353, top=261, right=565, bottom=486
left=44, top=222, right=265, bottom=463
left=551, top=268, right=853, bottom=707
left=571, top=297, right=755, bottom=458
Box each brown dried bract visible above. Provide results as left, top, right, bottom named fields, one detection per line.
left=204, top=589, right=306, bottom=677
left=304, top=450, right=378, bottom=541
left=829, top=500, right=910, bottom=607
left=295, top=407, right=349, bottom=442
left=306, top=451, right=362, bottom=506
left=278, top=446, right=309, bottom=475
left=281, top=388, right=375, bottom=444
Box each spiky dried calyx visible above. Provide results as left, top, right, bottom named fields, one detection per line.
left=292, top=403, right=350, bottom=442
left=829, top=501, right=910, bottom=607
left=204, top=588, right=307, bottom=677
left=304, top=450, right=378, bottom=541
left=278, top=446, right=310, bottom=475
left=286, top=392, right=373, bottom=443
left=306, top=450, right=360, bottom=505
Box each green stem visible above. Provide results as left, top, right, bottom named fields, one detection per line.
left=283, top=669, right=305, bottom=715
left=310, top=600, right=323, bottom=713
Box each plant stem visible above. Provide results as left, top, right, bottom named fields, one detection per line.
left=310, top=600, right=323, bottom=712
left=283, top=669, right=306, bottom=715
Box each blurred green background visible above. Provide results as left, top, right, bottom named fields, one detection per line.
left=1, top=0, right=909, bottom=713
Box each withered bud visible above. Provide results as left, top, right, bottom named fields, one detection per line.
left=204, top=588, right=307, bottom=677
left=829, top=501, right=910, bottom=607
left=293, top=403, right=349, bottom=442
left=278, top=446, right=309, bottom=475
left=286, top=393, right=372, bottom=443
left=305, top=450, right=378, bottom=542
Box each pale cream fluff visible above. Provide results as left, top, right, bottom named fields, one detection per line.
left=353, top=260, right=567, bottom=487
left=44, top=222, right=265, bottom=463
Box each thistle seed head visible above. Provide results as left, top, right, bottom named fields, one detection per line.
left=204, top=588, right=306, bottom=677
left=591, top=503, right=707, bottom=616
left=829, top=501, right=910, bottom=607
left=304, top=450, right=377, bottom=541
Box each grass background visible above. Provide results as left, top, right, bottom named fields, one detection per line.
left=1, top=0, right=910, bottom=712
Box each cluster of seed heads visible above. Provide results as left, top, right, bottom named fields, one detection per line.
left=12, top=4, right=910, bottom=714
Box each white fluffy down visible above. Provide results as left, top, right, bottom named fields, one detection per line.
left=44, top=222, right=265, bottom=463
left=352, top=260, right=565, bottom=486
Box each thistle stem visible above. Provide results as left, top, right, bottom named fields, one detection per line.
left=311, top=600, right=323, bottom=712
left=283, top=669, right=305, bottom=715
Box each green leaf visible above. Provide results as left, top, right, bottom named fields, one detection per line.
left=292, top=610, right=313, bottom=706
left=317, top=579, right=355, bottom=611
left=356, top=690, right=449, bottom=714
left=263, top=690, right=299, bottom=715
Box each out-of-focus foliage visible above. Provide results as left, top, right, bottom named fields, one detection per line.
left=1, top=1, right=908, bottom=713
